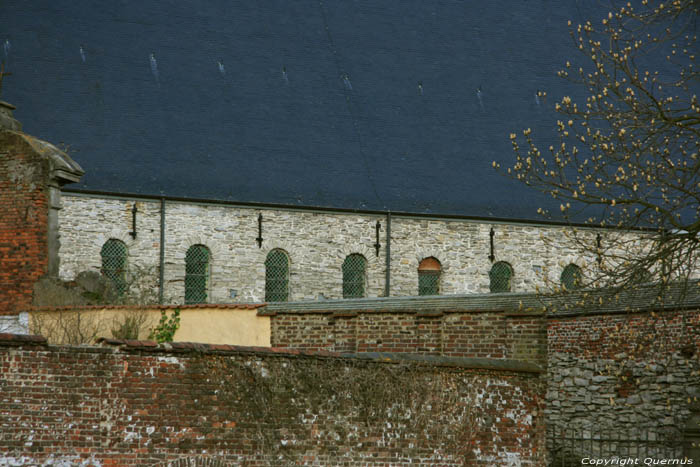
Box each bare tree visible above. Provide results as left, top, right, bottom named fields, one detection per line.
left=30, top=265, right=159, bottom=344
left=498, top=0, right=699, bottom=303
left=30, top=309, right=103, bottom=345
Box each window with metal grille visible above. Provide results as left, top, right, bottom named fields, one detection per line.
left=185, top=244, right=210, bottom=304
left=418, top=257, right=441, bottom=296
left=489, top=261, right=513, bottom=293
left=265, top=249, right=289, bottom=302
left=560, top=264, right=582, bottom=291
left=101, top=239, right=127, bottom=295
left=342, top=254, right=367, bottom=298
left=631, top=267, right=652, bottom=284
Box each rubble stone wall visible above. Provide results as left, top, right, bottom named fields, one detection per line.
left=58, top=193, right=600, bottom=304
left=546, top=310, right=700, bottom=447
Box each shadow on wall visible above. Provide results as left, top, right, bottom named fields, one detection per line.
left=33, top=272, right=121, bottom=307
left=33, top=265, right=161, bottom=308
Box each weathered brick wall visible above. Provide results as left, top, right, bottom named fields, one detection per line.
left=546, top=309, right=700, bottom=435
left=0, top=131, right=50, bottom=316
left=58, top=192, right=607, bottom=303
left=268, top=309, right=546, bottom=364
left=0, top=335, right=545, bottom=466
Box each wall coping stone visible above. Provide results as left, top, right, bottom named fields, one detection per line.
left=0, top=333, right=543, bottom=373
left=260, top=292, right=547, bottom=315
left=30, top=303, right=265, bottom=312
left=261, top=281, right=700, bottom=317
left=542, top=281, right=700, bottom=317
left=0, top=333, right=47, bottom=346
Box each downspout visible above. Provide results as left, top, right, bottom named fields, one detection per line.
left=159, top=197, right=166, bottom=304
left=385, top=211, right=391, bottom=296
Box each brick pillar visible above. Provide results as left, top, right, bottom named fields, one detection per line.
left=0, top=101, right=83, bottom=317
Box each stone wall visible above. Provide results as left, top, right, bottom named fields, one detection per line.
left=546, top=309, right=700, bottom=456
left=388, top=217, right=585, bottom=295
left=58, top=192, right=603, bottom=304
left=0, top=334, right=545, bottom=466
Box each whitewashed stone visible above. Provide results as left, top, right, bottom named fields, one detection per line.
left=58, top=193, right=634, bottom=304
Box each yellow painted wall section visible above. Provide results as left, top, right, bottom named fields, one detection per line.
left=29, top=306, right=270, bottom=346
left=175, top=308, right=270, bottom=346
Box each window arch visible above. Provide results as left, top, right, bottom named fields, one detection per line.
left=489, top=261, right=513, bottom=293
left=418, top=257, right=441, bottom=296
left=185, top=244, right=210, bottom=304
left=561, top=263, right=582, bottom=291
left=342, top=254, right=367, bottom=298
left=631, top=267, right=652, bottom=285
left=265, top=249, right=289, bottom=302
left=101, top=239, right=127, bottom=295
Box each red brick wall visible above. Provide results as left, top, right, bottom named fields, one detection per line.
left=548, top=310, right=700, bottom=359
left=546, top=309, right=700, bottom=441
left=269, top=310, right=546, bottom=364
left=0, top=131, right=50, bottom=315
left=0, top=336, right=545, bottom=466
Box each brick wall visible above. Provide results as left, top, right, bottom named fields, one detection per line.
left=546, top=309, right=700, bottom=443
left=0, top=131, right=50, bottom=316
left=0, top=335, right=545, bottom=466
left=267, top=308, right=546, bottom=364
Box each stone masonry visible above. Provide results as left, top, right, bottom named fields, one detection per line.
left=546, top=307, right=700, bottom=459
left=58, top=192, right=605, bottom=304
left=546, top=309, right=700, bottom=428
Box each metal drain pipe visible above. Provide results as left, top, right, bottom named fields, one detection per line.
left=159, top=197, right=166, bottom=304
left=385, top=211, right=391, bottom=296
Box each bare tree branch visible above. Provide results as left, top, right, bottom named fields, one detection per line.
left=497, top=0, right=699, bottom=303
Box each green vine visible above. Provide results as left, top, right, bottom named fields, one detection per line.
left=196, top=356, right=482, bottom=465
left=148, top=308, right=180, bottom=343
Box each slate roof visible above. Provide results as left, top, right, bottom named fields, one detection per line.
left=2, top=1, right=620, bottom=220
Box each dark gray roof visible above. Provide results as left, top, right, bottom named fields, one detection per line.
left=262, top=291, right=547, bottom=314
left=2, top=1, right=618, bottom=219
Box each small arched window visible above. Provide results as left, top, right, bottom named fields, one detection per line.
left=418, top=257, right=441, bottom=296
left=185, top=245, right=210, bottom=304
left=631, top=268, right=652, bottom=284
left=561, top=264, right=582, bottom=291
left=343, top=254, right=367, bottom=298
left=265, top=249, right=290, bottom=302
left=489, top=261, right=513, bottom=293
left=101, top=239, right=127, bottom=295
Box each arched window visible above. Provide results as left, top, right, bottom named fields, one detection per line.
left=631, top=268, right=652, bottom=284
left=342, top=254, right=367, bottom=298
left=418, top=257, right=441, bottom=296
left=561, top=263, right=582, bottom=291
left=101, top=239, right=127, bottom=295
left=185, top=245, right=210, bottom=304
left=265, top=249, right=289, bottom=302
left=489, top=261, right=513, bottom=293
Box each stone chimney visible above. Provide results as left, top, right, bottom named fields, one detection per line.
left=0, top=100, right=22, bottom=131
